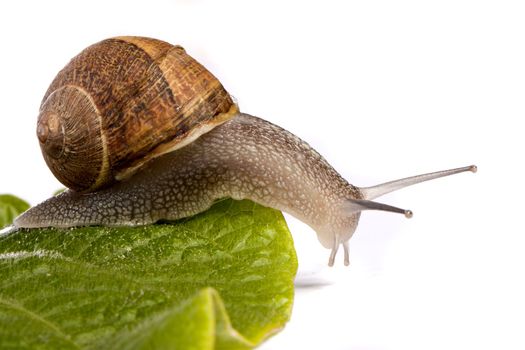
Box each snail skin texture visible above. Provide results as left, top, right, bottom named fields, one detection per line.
left=10, top=36, right=476, bottom=266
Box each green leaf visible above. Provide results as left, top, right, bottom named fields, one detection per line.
left=107, top=288, right=254, bottom=350
left=0, top=194, right=30, bottom=228
left=0, top=199, right=298, bottom=349
left=53, top=188, right=66, bottom=196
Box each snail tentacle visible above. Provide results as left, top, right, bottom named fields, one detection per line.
left=360, top=165, right=477, bottom=200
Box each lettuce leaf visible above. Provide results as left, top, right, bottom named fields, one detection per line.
left=0, top=194, right=30, bottom=228
left=0, top=198, right=297, bottom=349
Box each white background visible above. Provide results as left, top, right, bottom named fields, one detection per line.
left=0, top=1, right=523, bottom=349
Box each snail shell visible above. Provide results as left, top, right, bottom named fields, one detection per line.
left=36, top=36, right=238, bottom=192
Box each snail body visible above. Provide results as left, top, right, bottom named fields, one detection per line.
left=13, top=37, right=476, bottom=266
left=17, top=114, right=362, bottom=243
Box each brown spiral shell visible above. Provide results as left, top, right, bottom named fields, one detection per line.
left=36, top=36, right=238, bottom=192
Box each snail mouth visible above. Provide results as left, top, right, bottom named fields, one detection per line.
left=37, top=112, right=65, bottom=159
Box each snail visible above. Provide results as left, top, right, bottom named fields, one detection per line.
left=10, top=36, right=476, bottom=266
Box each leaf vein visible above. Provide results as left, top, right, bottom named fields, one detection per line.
left=0, top=297, right=80, bottom=349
